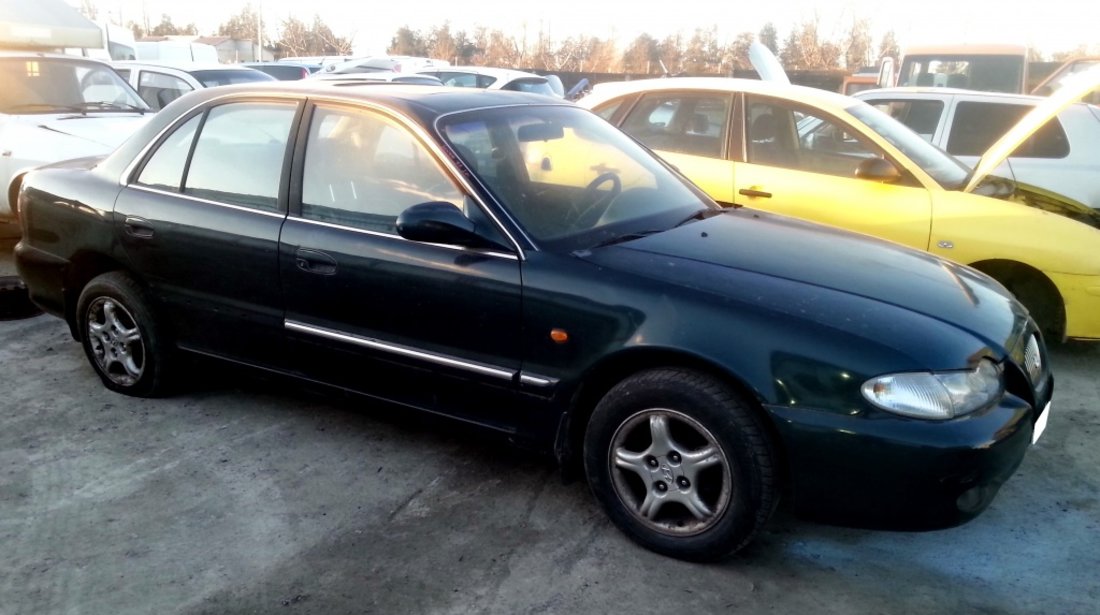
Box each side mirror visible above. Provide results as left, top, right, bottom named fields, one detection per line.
left=855, top=157, right=902, bottom=184
left=396, top=201, right=492, bottom=248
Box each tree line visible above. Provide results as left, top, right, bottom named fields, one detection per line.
left=388, top=19, right=902, bottom=73
left=82, top=2, right=1088, bottom=70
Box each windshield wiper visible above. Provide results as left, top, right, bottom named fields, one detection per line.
left=72, top=101, right=148, bottom=114
left=585, top=228, right=667, bottom=250
left=673, top=207, right=725, bottom=227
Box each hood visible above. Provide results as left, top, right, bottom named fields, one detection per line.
left=964, top=64, right=1100, bottom=193
left=748, top=42, right=790, bottom=85
left=587, top=210, right=1025, bottom=349
left=16, top=113, right=150, bottom=150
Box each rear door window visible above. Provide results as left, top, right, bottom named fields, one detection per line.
left=183, top=102, right=297, bottom=210
left=620, top=92, right=731, bottom=158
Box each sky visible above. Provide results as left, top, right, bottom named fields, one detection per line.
left=84, top=0, right=1100, bottom=58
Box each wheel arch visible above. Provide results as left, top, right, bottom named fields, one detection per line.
left=63, top=251, right=136, bottom=338
left=968, top=259, right=1065, bottom=340
left=557, top=347, right=788, bottom=485
left=7, top=172, right=27, bottom=218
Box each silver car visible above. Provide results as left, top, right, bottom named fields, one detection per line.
left=856, top=87, right=1100, bottom=208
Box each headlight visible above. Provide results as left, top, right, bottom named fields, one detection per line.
left=861, top=359, right=1004, bottom=420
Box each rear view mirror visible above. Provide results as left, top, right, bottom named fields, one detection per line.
left=517, top=122, right=564, bottom=142
left=855, top=157, right=902, bottom=183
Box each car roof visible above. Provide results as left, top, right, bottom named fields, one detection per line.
left=420, top=66, right=547, bottom=81
left=855, top=87, right=1049, bottom=103
left=0, top=51, right=111, bottom=64
left=582, top=77, right=858, bottom=112
left=114, top=61, right=260, bottom=72
left=183, top=80, right=568, bottom=118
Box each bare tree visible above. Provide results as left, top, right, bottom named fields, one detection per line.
left=218, top=4, right=261, bottom=41
left=622, top=34, right=659, bottom=74
left=149, top=15, right=198, bottom=37
left=389, top=26, right=428, bottom=56
left=759, top=22, right=779, bottom=55
left=275, top=15, right=352, bottom=57
left=877, top=30, right=900, bottom=63
left=780, top=18, right=841, bottom=70
left=683, top=27, right=722, bottom=74
left=844, top=18, right=873, bottom=70
left=726, top=31, right=757, bottom=71
left=657, top=34, right=685, bottom=75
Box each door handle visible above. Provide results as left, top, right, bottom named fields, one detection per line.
left=738, top=187, right=773, bottom=199
left=123, top=216, right=155, bottom=239
left=295, top=248, right=337, bottom=276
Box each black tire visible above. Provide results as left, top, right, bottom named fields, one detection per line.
left=76, top=272, right=173, bottom=397
left=583, top=368, right=778, bottom=561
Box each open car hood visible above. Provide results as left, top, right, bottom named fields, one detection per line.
left=964, top=65, right=1100, bottom=193
left=748, top=42, right=790, bottom=85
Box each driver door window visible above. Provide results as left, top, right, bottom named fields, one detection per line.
left=747, top=98, right=884, bottom=179
left=138, top=71, right=193, bottom=110
left=301, top=105, right=465, bottom=234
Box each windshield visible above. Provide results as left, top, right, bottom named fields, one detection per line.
left=846, top=103, right=970, bottom=189
left=0, top=57, right=148, bottom=114
left=191, top=69, right=276, bottom=87
left=439, top=105, right=714, bottom=251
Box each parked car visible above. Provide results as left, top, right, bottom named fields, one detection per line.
left=579, top=77, right=1100, bottom=341
left=853, top=87, right=1100, bottom=209
left=323, top=55, right=447, bottom=74
left=244, top=61, right=319, bottom=80
left=1, top=52, right=151, bottom=220
left=415, top=66, right=561, bottom=97
left=15, top=82, right=1052, bottom=561
left=308, top=71, right=443, bottom=86
left=113, top=61, right=275, bottom=110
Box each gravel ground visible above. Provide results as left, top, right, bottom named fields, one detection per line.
left=1, top=236, right=1098, bottom=615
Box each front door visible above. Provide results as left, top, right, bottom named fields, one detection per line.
left=733, top=95, right=933, bottom=251
left=279, top=102, right=523, bottom=427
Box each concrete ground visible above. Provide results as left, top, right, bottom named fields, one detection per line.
left=1, top=235, right=1098, bottom=615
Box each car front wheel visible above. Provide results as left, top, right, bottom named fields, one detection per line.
left=583, top=368, right=778, bottom=561
left=77, top=272, right=173, bottom=397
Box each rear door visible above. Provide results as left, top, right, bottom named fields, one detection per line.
left=116, top=98, right=300, bottom=366
left=615, top=90, right=738, bottom=205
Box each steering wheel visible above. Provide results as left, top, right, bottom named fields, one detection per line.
left=569, top=172, right=622, bottom=230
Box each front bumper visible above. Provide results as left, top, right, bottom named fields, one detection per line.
left=765, top=388, right=1047, bottom=531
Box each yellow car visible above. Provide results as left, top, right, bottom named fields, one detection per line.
left=579, top=76, right=1100, bottom=341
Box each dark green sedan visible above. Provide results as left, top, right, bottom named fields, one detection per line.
left=14, top=81, right=1052, bottom=561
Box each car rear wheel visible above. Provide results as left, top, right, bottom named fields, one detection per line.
left=77, top=272, right=173, bottom=397
left=583, top=368, right=778, bottom=561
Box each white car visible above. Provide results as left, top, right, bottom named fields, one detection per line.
left=308, top=71, right=443, bottom=86
left=113, top=61, right=275, bottom=111
left=856, top=87, right=1100, bottom=209
left=1, top=52, right=151, bottom=220
left=323, top=55, right=447, bottom=75
left=416, top=66, right=561, bottom=97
